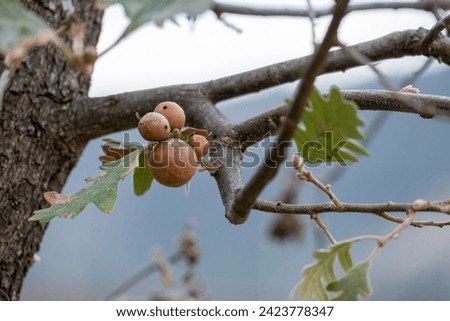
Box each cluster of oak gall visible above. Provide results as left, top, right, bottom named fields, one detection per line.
left=138, top=102, right=210, bottom=187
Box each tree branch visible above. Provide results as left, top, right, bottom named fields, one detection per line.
left=253, top=199, right=450, bottom=228
left=233, top=90, right=450, bottom=148
left=72, top=28, right=450, bottom=224
left=74, top=86, right=233, bottom=140
left=226, top=0, right=350, bottom=224
left=75, top=28, right=450, bottom=141
left=205, top=28, right=450, bottom=102
left=209, top=139, right=243, bottom=216
left=211, top=1, right=450, bottom=18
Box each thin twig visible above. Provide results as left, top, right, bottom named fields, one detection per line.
left=421, top=13, right=450, bottom=51
left=306, top=0, right=318, bottom=48
left=233, top=89, right=450, bottom=150
left=104, top=253, right=182, bottom=300
left=98, top=32, right=128, bottom=58
left=428, top=1, right=444, bottom=24
left=399, top=57, right=434, bottom=88
left=336, top=42, right=433, bottom=123
left=152, top=251, right=174, bottom=287
left=311, top=213, right=336, bottom=244
left=227, top=0, right=350, bottom=224
left=205, top=28, right=450, bottom=103
left=255, top=198, right=450, bottom=228
left=211, top=1, right=450, bottom=18
left=294, top=155, right=343, bottom=210
left=337, top=40, right=398, bottom=91
left=252, top=198, right=450, bottom=217
left=216, top=16, right=243, bottom=33
left=367, top=209, right=415, bottom=261
left=428, top=1, right=450, bottom=35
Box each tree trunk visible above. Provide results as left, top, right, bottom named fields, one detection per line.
left=0, top=0, right=102, bottom=300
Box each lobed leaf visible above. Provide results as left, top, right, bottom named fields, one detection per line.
left=29, top=149, right=140, bottom=223
left=0, top=0, right=51, bottom=52
left=294, top=87, right=369, bottom=164
left=295, top=241, right=353, bottom=300
left=327, top=261, right=372, bottom=301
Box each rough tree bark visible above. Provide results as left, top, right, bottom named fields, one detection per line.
left=0, top=0, right=102, bottom=300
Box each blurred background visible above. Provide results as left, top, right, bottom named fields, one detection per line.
left=22, top=0, right=450, bottom=300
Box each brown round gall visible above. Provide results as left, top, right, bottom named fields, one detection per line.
left=148, top=138, right=198, bottom=187
left=154, top=101, right=186, bottom=131
left=188, top=134, right=210, bottom=158
left=138, top=112, right=171, bottom=142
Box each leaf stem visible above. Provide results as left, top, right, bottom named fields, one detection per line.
left=311, top=213, right=336, bottom=244
left=367, top=209, right=415, bottom=261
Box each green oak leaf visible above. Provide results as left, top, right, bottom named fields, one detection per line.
left=294, top=87, right=368, bottom=164
left=29, top=149, right=140, bottom=223
left=100, top=0, right=213, bottom=35
left=0, top=0, right=51, bottom=52
left=133, top=151, right=153, bottom=196
left=295, top=241, right=353, bottom=300
left=327, top=261, right=372, bottom=301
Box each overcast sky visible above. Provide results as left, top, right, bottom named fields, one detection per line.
left=91, top=0, right=439, bottom=95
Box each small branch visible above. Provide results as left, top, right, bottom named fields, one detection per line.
left=152, top=251, right=174, bottom=287
left=399, top=57, right=434, bottom=87
left=385, top=209, right=415, bottom=240
left=76, top=29, right=450, bottom=141
left=105, top=253, right=182, bottom=300
left=205, top=28, right=450, bottom=102
left=339, top=90, right=450, bottom=117
left=306, top=0, right=318, bottom=48
left=428, top=1, right=450, bottom=36
left=257, top=199, right=450, bottom=228
left=209, top=140, right=244, bottom=216
left=294, top=155, right=342, bottom=210
left=421, top=13, right=450, bottom=51
left=98, top=32, right=127, bottom=58
left=216, top=16, right=242, bottom=33
left=74, top=88, right=233, bottom=140
left=233, top=90, right=450, bottom=149
left=231, top=106, right=284, bottom=150
left=367, top=209, right=415, bottom=261
left=211, top=1, right=450, bottom=18
left=375, top=210, right=448, bottom=228
left=226, top=0, right=350, bottom=224
left=337, top=40, right=398, bottom=91
left=253, top=198, right=450, bottom=218
left=327, top=42, right=432, bottom=120
left=311, top=213, right=336, bottom=244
